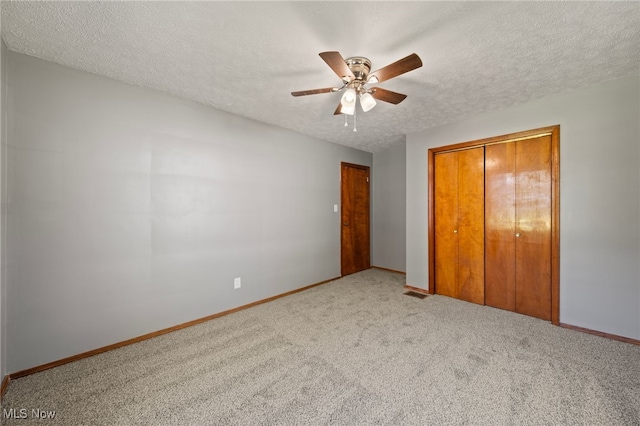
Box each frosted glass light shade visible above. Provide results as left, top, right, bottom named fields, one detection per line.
left=341, top=88, right=356, bottom=115
left=341, top=103, right=355, bottom=115
left=360, top=92, right=377, bottom=112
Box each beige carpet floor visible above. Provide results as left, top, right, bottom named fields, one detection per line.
left=2, top=268, right=639, bottom=425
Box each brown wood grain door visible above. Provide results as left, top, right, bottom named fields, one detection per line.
left=485, top=136, right=552, bottom=320
left=515, top=136, right=552, bottom=320
left=341, top=163, right=370, bottom=276
left=434, top=148, right=484, bottom=304
left=428, top=125, right=559, bottom=324
left=434, top=152, right=458, bottom=298
left=485, top=142, right=517, bottom=311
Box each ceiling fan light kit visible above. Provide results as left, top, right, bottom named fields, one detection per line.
left=359, top=92, right=377, bottom=112
left=340, top=88, right=357, bottom=115
left=291, top=51, right=423, bottom=131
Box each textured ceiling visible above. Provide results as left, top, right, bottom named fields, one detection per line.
left=2, top=1, right=639, bottom=153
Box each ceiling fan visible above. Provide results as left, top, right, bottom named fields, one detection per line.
left=291, top=51, right=422, bottom=130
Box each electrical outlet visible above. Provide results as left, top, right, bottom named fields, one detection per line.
left=234, top=277, right=241, bottom=289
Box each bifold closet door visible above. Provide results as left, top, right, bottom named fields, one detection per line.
left=434, top=147, right=484, bottom=304
left=485, top=143, right=517, bottom=312
left=485, top=136, right=552, bottom=320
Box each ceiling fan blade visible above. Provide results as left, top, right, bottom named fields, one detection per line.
left=371, top=87, right=408, bottom=104
left=369, top=53, right=422, bottom=84
left=291, top=87, right=336, bottom=97
left=333, top=102, right=343, bottom=115
left=319, top=51, right=355, bottom=82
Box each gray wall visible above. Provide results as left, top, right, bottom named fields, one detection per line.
left=5, top=51, right=372, bottom=373
left=372, top=143, right=406, bottom=272
left=1, top=39, right=7, bottom=381
left=407, top=75, right=640, bottom=340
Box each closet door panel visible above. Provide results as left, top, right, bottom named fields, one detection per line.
left=434, top=152, right=458, bottom=298
left=515, top=136, right=552, bottom=320
left=457, top=148, right=485, bottom=304
left=485, top=143, right=516, bottom=311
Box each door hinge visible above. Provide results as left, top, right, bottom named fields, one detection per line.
left=366, top=177, right=369, bottom=183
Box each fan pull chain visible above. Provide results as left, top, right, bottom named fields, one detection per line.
left=353, top=106, right=357, bottom=132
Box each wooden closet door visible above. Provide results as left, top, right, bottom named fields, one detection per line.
left=434, top=152, right=458, bottom=298
left=485, top=143, right=516, bottom=311
left=485, top=136, right=552, bottom=320
left=434, top=148, right=484, bottom=304
left=515, top=136, right=552, bottom=320
left=457, top=148, right=485, bottom=304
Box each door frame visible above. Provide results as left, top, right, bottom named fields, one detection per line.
left=427, top=125, right=560, bottom=325
left=340, top=162, right=371, bottom=276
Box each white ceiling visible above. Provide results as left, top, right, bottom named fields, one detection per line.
left=2, top=1, right=639, bottom=153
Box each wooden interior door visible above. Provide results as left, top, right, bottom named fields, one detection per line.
left=341, top=162, right=370, bottom=276
left=429, top=125, right=559, bottom=324
left=457, top=148, right=485, bottom=304
left=434, top=148, right=484, bottom=304
left=485, top=136, right=552, bottom=320
left=485, top=143, right=517, bottom=311
left=515, top=136, right=552, bottom=320
left=434, top=152, right=458, bottom=298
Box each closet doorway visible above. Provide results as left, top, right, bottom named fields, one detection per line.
left=428, top=126, right=560, bottom=324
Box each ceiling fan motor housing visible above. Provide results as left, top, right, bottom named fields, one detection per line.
left=344, top=57, right=372, bottom=95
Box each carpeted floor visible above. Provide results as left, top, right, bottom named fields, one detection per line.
left=2, top=269, right=640, bottom=425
